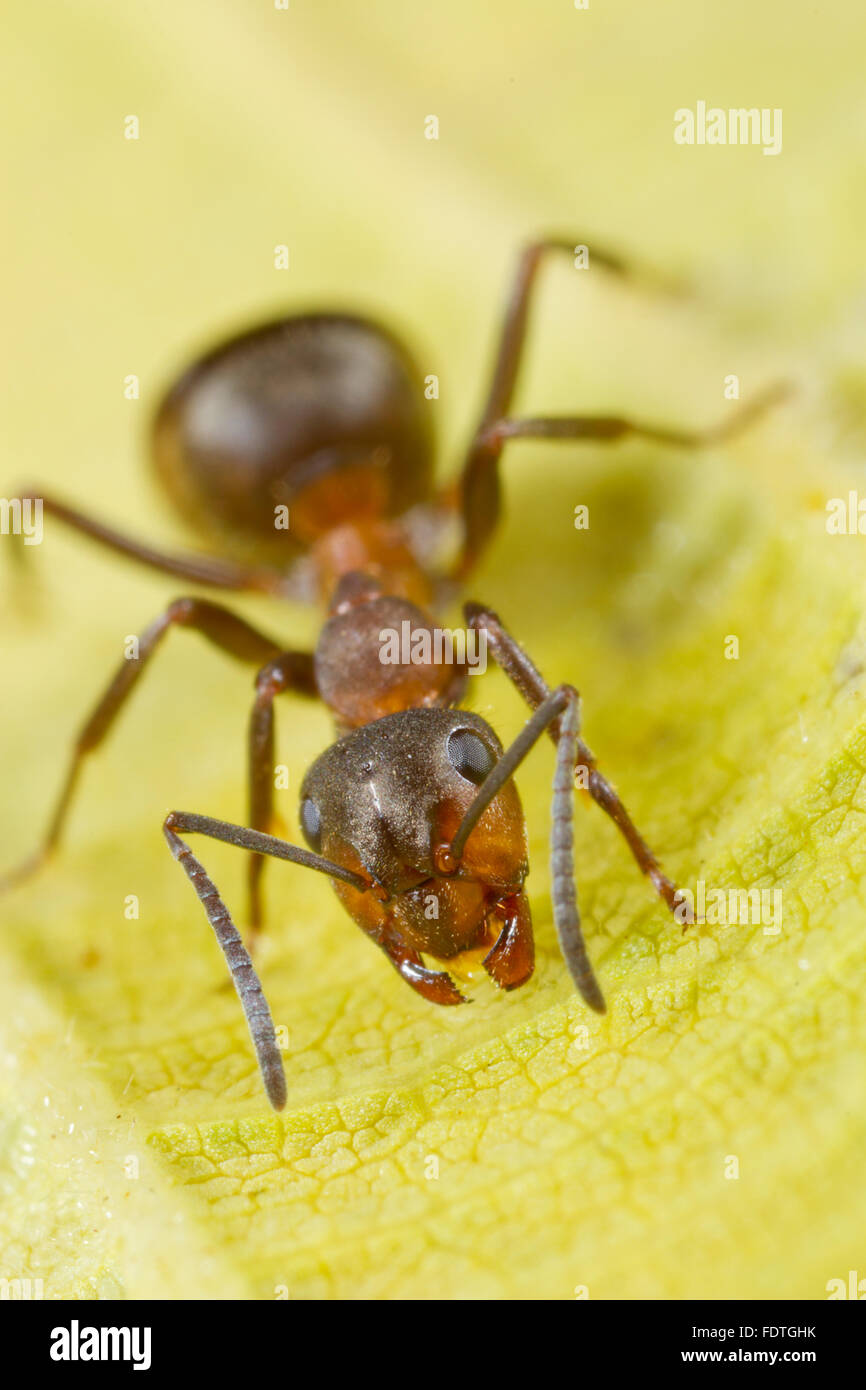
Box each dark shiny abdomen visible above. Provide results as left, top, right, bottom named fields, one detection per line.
left=152, top=314, right=434, bottom=564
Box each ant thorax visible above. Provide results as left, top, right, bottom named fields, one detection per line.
left=313, top=571, right=467, bottom=729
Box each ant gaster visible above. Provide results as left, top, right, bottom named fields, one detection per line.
left=3, top=239, right=789, bottom=1109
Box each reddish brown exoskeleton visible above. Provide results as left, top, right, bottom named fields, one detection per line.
left=2, top=240, right=790, bottom=1108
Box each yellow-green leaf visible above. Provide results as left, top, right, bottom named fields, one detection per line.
left=2, top=0, right=866, bottom=1300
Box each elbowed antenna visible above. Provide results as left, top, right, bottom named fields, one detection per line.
left=448, top=685, right=606, bottom=1013
left=163, top=811, right=370, bottom=1110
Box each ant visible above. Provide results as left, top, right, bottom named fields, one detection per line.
left=2, top=238, right=789, bottom=1110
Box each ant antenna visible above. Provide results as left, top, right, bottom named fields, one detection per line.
left=449, top=685, right=605, bottom=1013
left=163, top=812, right=370, bottom=1110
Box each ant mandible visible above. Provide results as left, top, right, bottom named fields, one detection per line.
left=2, top=238, right=789, bottom=1109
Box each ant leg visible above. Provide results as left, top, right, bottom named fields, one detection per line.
left=247, top=654, right=318, bottom=936
left=450, top=684, right=604, bottom=1010
left=449, top=236, right=791, bottom=577
left=477, top=237, right=677, bottom=429
left=372, top=921, right=468, bottom=1006
left=454, top=383, right=791, bottom=577
left=0, top=598, right=310, bottom=890
left=449, top=236, right=674, bottom=574
left=10, top=489, right=298, bottom=596
left=465, top=602, right=693, bottom=926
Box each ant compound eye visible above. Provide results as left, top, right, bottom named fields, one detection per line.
left=446, top=728, right=497, bottom=786
left=300, top=798, right=322, bottom=853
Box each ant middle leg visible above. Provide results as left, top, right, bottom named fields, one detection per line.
left=464, top=601, right=693, bottom=926
left=0, top=598, right=312, bottom=891
left=451, top=236, right=664, bottom=573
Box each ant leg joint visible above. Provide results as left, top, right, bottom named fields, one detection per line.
left=165, top=596, right=197, bottom=625
left=464, top=600, right=500, bottom=627
left=163, top=811, right=189, bottom=856
left=551, top=681, right=580, bottom=707
left=254, top=659, right=285, bottom=698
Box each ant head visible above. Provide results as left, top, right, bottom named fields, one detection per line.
left=298, top=707, right=528, bottom=898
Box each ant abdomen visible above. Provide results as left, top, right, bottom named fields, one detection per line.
left=152, top=313, right=434, bottom=565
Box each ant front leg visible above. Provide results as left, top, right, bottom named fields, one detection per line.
left=465, top=602, right=694, bottom=928
left=247, top=653, right=319, bottom=938
left=0, top=598, right=312, bottom=893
